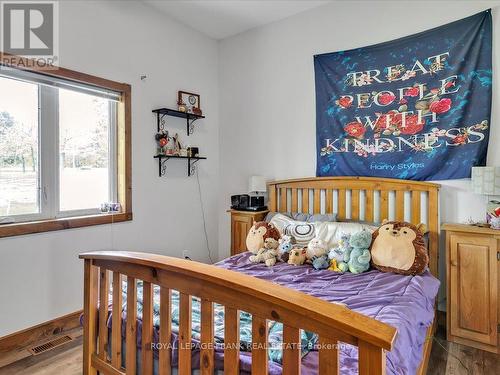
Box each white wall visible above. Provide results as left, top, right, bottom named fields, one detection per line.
left=218, top=1, right=500, bottom=309
left=0, top=0, right=220, bottom=337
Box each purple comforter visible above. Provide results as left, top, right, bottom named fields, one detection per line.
left=216, top=252, right=440, bottom=375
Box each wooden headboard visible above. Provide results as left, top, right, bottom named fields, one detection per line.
left=267, top=176, right=440, bottom=277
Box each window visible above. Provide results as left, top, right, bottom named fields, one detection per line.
left=0, top=55, right=131, bottom=237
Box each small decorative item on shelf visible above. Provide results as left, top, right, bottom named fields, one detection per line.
left=179, top=148, right=188, bottom=157
left=177, top=101, right=187, bottom=113
left=172, top=133, right=182, bottom=155
left=178, top=90, right=201, bottom=114
left=187, top=146, right=199, bottom=157
left=155, top=131, right=169, bottom=155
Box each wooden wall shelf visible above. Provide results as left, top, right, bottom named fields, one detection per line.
left=152, top=108, right=204, bottom=135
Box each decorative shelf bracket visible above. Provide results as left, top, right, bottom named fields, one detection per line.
left=188, top=157, right=200, bottom=176
left=187, top=117, right=199, bottom=136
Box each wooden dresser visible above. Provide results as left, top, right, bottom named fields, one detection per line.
left=228, top=210, right=268, bottom=256
left=442, top=223, right=499, bottom=353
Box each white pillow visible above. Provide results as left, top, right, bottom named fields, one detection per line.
left=271, top=213, right=378, bottom=248
left=270, top=213, right=315, bottom=246
left=315, top=221, right=378, bottom=248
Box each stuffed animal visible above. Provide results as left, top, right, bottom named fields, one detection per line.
left=278, top=235, right=296, bottom=262
left=347, top=230, right=372, bottom=274
left=370, top=220, right=429, bottom=275
left=327, top=258, right=342, bottom=272
left=245, top=222, right=280, bottom=254
left=311, top=254, right=330, bottom=270
left=328, top=232, right=352, bottom=263
left=249, top=237, right=280, bottom=267
left=288, top=247, right=307, bottom=266
left=327, top=233, right=352, bottom=272
left=306, top=238, right=328, bottom=261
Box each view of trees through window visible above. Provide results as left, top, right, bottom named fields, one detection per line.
left=0, top=75, right=114, bottom=219
left=59, top=89, right=111, bottom=212
left=0, top=77, right=39, bottom=217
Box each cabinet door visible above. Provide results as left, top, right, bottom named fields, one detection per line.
left=231, top=214, right=252, bottom=255
left=449, top=234, right=498, bottom=345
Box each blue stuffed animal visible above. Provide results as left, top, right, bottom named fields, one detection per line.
left=328, top=232, right=351, bottom=271
left=311, top=254, right=330, bottom=270
left=278, top=235, right=296, bottom=262
left=347, top=230, right=372, bottom=274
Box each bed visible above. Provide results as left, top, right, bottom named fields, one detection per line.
left=80, top=176, right=441, bottom=375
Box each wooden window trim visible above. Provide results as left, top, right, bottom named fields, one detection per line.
left=0, top=52, right=132, bottom=238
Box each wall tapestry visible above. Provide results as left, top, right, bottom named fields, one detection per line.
left=314, top=10, right=492, bottom=180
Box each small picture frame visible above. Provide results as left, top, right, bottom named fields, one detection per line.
left=178, top=90, right=201, bottom=114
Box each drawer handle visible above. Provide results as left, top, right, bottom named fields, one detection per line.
left=451, top=260, right=458, bottom=267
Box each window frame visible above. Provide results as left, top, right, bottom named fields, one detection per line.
left=0, top=52, right=132, bottom=238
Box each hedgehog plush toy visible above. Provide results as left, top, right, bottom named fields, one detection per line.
left=370, top=220, right=428, bottom=276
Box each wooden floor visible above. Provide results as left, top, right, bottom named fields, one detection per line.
left=0, top=326, right=497, bottom=375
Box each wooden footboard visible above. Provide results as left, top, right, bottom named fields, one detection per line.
left=80, top=251, right=397, bottom=375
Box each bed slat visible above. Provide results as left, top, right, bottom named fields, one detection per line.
left=111, top=272, right=122, bottom=368
left=325, top=189, right=333, bottom=214
left=159, top=287, right=172, bottom=375
left=313, top=189, right=321, bottom=214
left=338, top=189, right=346, bottom=219
left=178, top=293, right=192, bottom=375
left=282, top=325, right=301, bottom=375
left=224, top=307, right=240, bottom=375
left=280, top=188, right=287, bottom=212
left=83, top=260, right=98, bottom=375
left=352, top=189, right=360, bottom=220
left=126, top=277, right=137, bottom=375
left=359, top=341, right=386, bottom=375
left=318, top=336, right=339, bottom=375
left=200, top=299, right=215, bottom=374
left=380, top=190, right=389, bottom=221
left=291, top=189, right=298, bottom=212
left=302, top=189, right=309, bottom=213
left=251, top=316, right=268, bottom=375
left=98, top=269, right=109, bottom=360
left=142, top=281, right=153, bottom=375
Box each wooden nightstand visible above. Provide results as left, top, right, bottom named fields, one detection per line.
left=442, top=223, right=499, bottom=354
left=228, top=210, right=269, bottom=256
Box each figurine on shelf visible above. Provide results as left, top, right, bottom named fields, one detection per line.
left=165, top=136, right=176, bottom=155
left=192, top=107, right=203, bottom=116
left=172, top=133, right=182, bottom=156
left=178, top=101, right=187, bottom=113
left=155, top=131, right=169, bottom=155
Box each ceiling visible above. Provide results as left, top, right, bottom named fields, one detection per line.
left=143, top=1, right=331, bottom=40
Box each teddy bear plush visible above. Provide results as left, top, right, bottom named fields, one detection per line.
left=249, top=237, right=280, bottom=267
left=287, top=247, right=307, bottom=266
left=306, top=238, right=328, bottom=261
left=278, top=234, right=296, bottom=262
left=347, top=230, right=372, bottom=274
left=311, top=254, right=330, bottom=270
left=245, top=221, right=280, bottom=254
